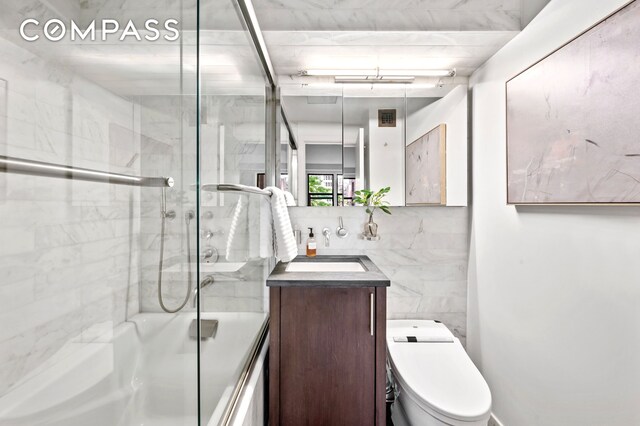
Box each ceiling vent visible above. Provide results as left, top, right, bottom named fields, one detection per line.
left=378, top=109, right=396, bottom=127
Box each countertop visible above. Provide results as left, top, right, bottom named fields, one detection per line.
left=267, top=255, right=391, bottom=288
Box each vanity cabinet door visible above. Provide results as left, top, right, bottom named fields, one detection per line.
left=276, top=286, right=376, bottom=426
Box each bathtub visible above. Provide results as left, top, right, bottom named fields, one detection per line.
left=0, top=312, right=267, bottom=426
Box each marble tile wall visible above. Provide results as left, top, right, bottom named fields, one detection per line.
left=196, top=94, right=271, bottom=314
left=0, top=38, right=141, bottom=396
left=137, top=95, right=198, bottom=313
left=288, top=206, right=470, bottom=343
left=138, top=94, right=271, bottom=314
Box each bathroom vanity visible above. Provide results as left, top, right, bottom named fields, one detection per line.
left=267, top=255, right=390, bottom=426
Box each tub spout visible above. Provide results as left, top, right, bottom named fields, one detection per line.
left=192, top=275, right=215, bottom=308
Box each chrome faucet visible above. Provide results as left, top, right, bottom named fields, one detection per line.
left=322, top=227, right=331, bottom=247
left=192, top=275, right=215, bottom=308
left=336, top=216, right=349, bottom=238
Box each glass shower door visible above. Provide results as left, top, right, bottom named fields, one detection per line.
left=197, top=0, right=272, bottom=424
left=0, top=1, right=199, bottom=425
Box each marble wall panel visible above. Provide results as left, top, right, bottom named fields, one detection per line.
left=0, top=37, right=141, bottom=396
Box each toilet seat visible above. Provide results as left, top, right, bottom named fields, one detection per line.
left=387, top=320, right=492, bottom=425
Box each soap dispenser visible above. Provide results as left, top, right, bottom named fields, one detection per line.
left=306, top=227, right=317, bottom=257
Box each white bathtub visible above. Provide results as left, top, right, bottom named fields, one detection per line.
left=0, top=312, right=267, bottom=426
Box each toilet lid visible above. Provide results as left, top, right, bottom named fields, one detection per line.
left=387, top=320, right=492, bottom=423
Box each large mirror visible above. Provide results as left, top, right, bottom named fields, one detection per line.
left=280, top=84, right=468, bottom=207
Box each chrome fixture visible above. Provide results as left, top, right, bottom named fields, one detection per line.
left=157, top=193, right=194, bottom=313
left=336, top=216, right=349, bottom=238
left=0, top=155, right=173, bottom=187
left=201, top=183, right=272, bottom=197
left=234, top=0, right=275, bottom=87
left=162, top=191, right=177, bottom=221
left=322, top=228, right=331, bottom=247
left=202, top=228, right=223, bottom=240
left=202, top=247, right=219, bottom=263
left=202, top=210, right=214, bottom=220
left=218, top=317, right=269, bottom=426
left=192, top=275, right=215, bottom=308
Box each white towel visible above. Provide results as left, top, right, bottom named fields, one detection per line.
left=283, top=191, right=296, bottom=206
left=247, top=193, right=273, bottom=259
left=266, top=186, right=298, bottom=262
left=225, top=196, right=249, bottom=262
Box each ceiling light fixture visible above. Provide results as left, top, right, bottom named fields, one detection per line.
left=334, top=75, right=415, bottom=84
left=301, top=68, right=456, bottom=78
left=286, top=82, right=438, bottom=90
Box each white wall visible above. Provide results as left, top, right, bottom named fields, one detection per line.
left=520, top=0, right=552, bottom=28
left=468, top=1, right=640, bottom=425
left=407, top=85, right=468, bottom=206
left=368, top=105, right=405, bottom=205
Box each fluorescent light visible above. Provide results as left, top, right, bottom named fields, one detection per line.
left=334, top=76, right=415, bottom=84
left=381, top=69, right=456, bottom=77
left=303, top=69, right=376, bottom=76
left=302, top=69, right=455, bottom=77
left=281, top=83, right=437, bottom=90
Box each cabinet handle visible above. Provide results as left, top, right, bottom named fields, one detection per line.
left=370, top=292, right=374, bottom=336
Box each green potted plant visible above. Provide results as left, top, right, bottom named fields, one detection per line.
left=353, top=187, right=392, bottom=239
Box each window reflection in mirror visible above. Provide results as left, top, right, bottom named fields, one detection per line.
left=281, top=84, right=468, bottom=207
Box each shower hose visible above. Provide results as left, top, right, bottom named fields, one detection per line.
left=157, top=187, right=193, bottom=313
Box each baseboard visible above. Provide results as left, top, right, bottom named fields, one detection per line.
left=488, top=413, right=505, bottom=426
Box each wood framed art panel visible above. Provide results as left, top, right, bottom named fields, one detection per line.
left=505, top=0, right=640, bottom=205
left=405, top=123, right=446, bottom=206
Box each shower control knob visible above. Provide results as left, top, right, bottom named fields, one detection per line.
left=201, top=247, right=219, bottom=263
left=202, top=229, right=214, bottom=240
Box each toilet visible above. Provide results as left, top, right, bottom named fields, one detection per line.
left=387, top=320, right=492, bottom=426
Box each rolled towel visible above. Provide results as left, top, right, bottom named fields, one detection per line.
left=252, top=193, right=273, bottom=259
left=266, top=186, right=298, bottom=262
left=283, top=191, right=296, bottom=206
left=225, top=196, right=249, bottom=262
left=259, top=195, right=274, bottom=258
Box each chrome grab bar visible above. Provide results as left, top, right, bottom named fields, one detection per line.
left=219, top=316, right=269, bottom=426
left=201, top=183, right=272, bottom=197
left=0, top=155, right=173, bottom=188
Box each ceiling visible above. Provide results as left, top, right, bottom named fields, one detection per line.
left=254, top=0, right=551, bottom=81
left=0, top=0, right=550, bottom=97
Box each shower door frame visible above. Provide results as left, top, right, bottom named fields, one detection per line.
left=197, top=0, right=279, bottom=425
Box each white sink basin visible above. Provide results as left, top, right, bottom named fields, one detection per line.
left=285, top=262, right=366, bottom=273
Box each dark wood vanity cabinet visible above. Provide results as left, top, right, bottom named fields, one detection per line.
left=268, top=256, right=389, bottom=426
